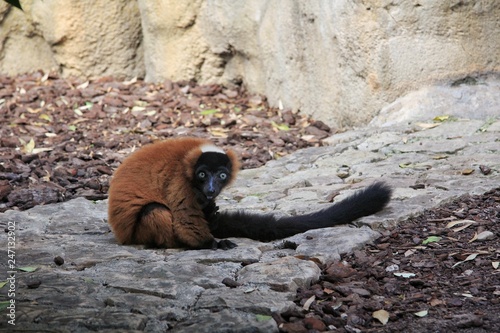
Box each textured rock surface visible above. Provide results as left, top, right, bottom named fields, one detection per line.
left=137, top=0, right=222, bottom=84
left=0, top=1, right=144, bottom=78
left=1, top=1, right=499, bottom=126
left=135, top=0, right=500, bottom=126
left=1, top=90, right=498, bottom=330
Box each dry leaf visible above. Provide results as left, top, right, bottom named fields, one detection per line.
left=208, top=128, right=228, bottom=138
left=432, top=154, right=448, bottom=160
left=452, top=253, right=479, bottom=268
left=303, top=295, right=315, bottom=311
left=76, top=81, right=89, bottom=89
left=22, top=138, right=35, bottom=154
left=301, top=135, right=317, bottom=142
left=465, top=253, right=479, bottom=261
left=131, top=106, right=146, bottom=112
left=42, top=170, right=51, bottom=182
left=39, top=114, right=52, bottom=122
left=399, top=163, right=432, bottom=170
left=123, top=77, right=137, bottom=85
left=59, top=96, right=69, bottom=106
left=71, top=118, right=89, bottom=125
left=394, top=272, right=416, bottom=278
left=26, top=107, right=41, bottom=114
left=372, top=309, right=390, bottom=325
left=323, top=288, right=334, bottom=295
left=446, top=219, right=476, bottom=232
left=416, top=122, right=440, bottom=129
left=492, top=262, right=499, bottom=269
left=468, top=232, right=478, bottom=243
left=414, top=310, right=428, bottom=317
left=430, top=298, right=444, bottom=306
left=404, top=248, right=417, bottom=257
left=427, top=217, right=456, bottom=222
left=32, top=147, right=53, bottom=154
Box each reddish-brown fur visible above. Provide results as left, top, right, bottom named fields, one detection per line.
left=107, top=137, right=239, bottom=248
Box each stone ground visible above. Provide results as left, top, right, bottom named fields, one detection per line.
left=0, top=74, right=499, bottom=332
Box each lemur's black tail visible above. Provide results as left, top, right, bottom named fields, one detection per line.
left=209, top=182, right=392, bottom=242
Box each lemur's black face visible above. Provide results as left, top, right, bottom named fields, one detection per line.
left=193, top=152, right=232, bottom=206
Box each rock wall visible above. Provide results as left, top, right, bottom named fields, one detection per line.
left=191, top=0, right=500, bottom=126
left=1, top=0, right=499, bottom=127
left=137, top=0, right=224, bottom=84
left=0, top=0, right=144, bottom=78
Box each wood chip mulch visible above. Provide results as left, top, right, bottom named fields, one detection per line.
left=275, top=188, right=500, bottom=333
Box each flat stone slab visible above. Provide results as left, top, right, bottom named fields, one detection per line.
left=1, top=84, right=499, bottom=331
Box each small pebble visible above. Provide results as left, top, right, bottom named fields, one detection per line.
left=221, top=277, right=241, bottom=288
left=477, top=230, right=494, bottom=241
left=54, top=256, right=65, bottom=266
left=385, top=264, right=399, bottom=272
left=26, top=279, right=42, bottom=289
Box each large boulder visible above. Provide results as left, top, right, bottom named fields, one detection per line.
left=192, top=0, right=500, bottom=126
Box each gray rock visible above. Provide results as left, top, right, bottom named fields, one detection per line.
left=286, top=226, right=381, bottom=263
left=171, top=309, right=278, bottom=333
left=237, top=257, right=321, bottom=292
left=477, top=231, right=495, bottom=241
left=195, top=287, right=294, bottom=314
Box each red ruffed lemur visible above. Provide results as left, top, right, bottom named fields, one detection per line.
left=107, top=137, right=392, bottom=249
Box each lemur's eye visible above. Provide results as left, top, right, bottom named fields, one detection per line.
left=219, top=173, right=227, bottom=180
left=198, top=171, right=206, bottom=179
